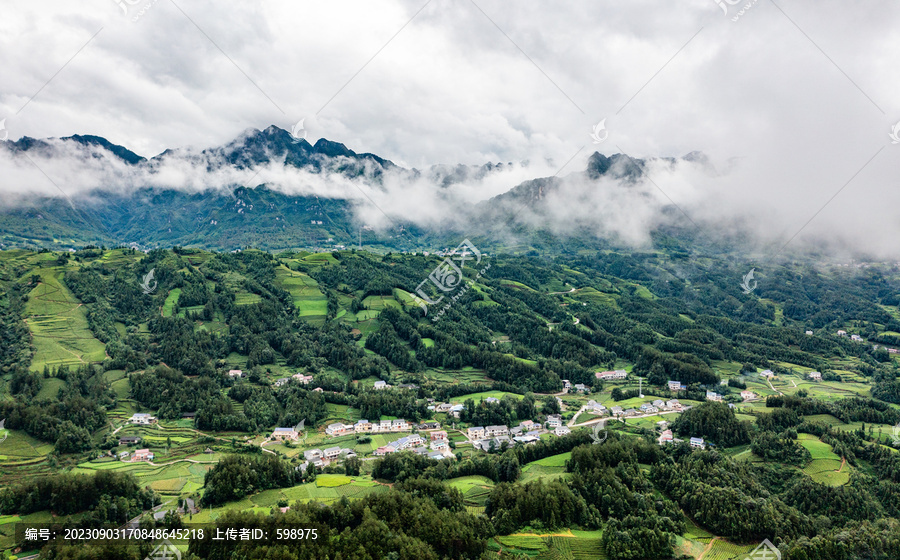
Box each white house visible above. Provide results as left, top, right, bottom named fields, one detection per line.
left=227, top=369, right=243, bottom=378
left=665, top=399, right=681, bottom=410
left=805, top=330, right=814, bottom=335
left=485, top=425, right=509, bottom=437
left=555, top=426, right=571, bottom=437
left=611, top=406, right=624, bottom=417
left=323, top=447, right=341, bottom=460
left=836, top=330, right=847, bottom=336
left=596, top=370, right=628, bottom=380
left=659, top=430, right=674, bottom=444
left=808, top=371, right=822, bottom=381
left=271, top=427, right=299, bottom=441
left=706, top=391, right=722, bottom=402
left=380, top=419, right=393, bottom=432
left=373, top=380, right=391, bottom=390
left=573, top=383, right=589, bottom=393
left=740, top=390, right=756, bottom=400
left=326, top=423, right=349, bottom=436
left=467, top=426, right=486, bottom=440
left=690, top=437, right=706, bottom=449
left=430, top=439, right=448, bottom=451
left=292, top=373, right=313, bottom=384
left=546, top=415, right=563, bottom=428
left=392, top=419, right=409, bottom=431
left=129, top=413, right=156, bottom=425
left=667, top=380, right=682, bottom=391
left=484, top=397, right=500, bottom=404
left=354, top=420, right=372, bottom=433
left=851, top=334, right=863, bottom=342
left=760, top=370, right=775, bottom=378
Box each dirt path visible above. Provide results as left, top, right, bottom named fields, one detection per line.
left=837, top=456, right=846, bottom=472
left=698, top=537, right=719, bottom=560
left=548, top=287, right=578, bottom=295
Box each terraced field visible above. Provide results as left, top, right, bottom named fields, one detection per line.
left=493, top=531, right=606, bottom=560
left=798, top=434, right=849, bottom=486
left=24, top=267, right=106, bottom=370
left=274, top=265, right=327, bottom=323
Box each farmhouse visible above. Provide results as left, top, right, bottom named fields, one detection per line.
left=665, top=400, right=681, bottom=410
left=485, top=425, right=509, bottom=437
left=555, top=426, right=571, bottom=437
left=118, top=436, right=141, bottom=445
left=430, top=439, right=449, bottom=450
left=667, top=380, right=682, bottom=391
left=132, top=449, right=154, bottom=462
left=430, top=430, right=448, bottom=441
left=690, top=437, right=706, bottom=449
left=610, top=406, right=624, bottom=417
left=740, top=390, right=756, bottom=400
left=374, top=446, right=396, bottom=456
left=760, top=370, right=775, bottom=378
left=419, top=422, right=440, bottom=430
left=129, top=413, right=156, bottom=425
left=392, top=419, right=409, bottom=431
left=292, top=374, right=313, bottom=384
left=323, top=447, right=341, bottom=460
left=808, top=371, right=822, bottom=381
left=659, top=430, right=674, bottom=444
left=573, top=383, right=589, bottom=393
left=484, top=397, right=500, bottom=404
left=271, top=427, right=299, bottom=441
left=373, top=380, right=392, bottom=390
left=227, top=369, right=243, bottom=378
left=326, top=423, right=350, bottom=436
left=706, top=391, right=722, bottom=402
left=467, top=426, right=486, bottom=440
left=546, top=415, right=563, bottom=428
left=596, top=370, right=628, bottom=380
left=354, top=420, right=372, bottom=433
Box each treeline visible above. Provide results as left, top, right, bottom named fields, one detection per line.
left=189, top=488, right=493, bottom=560
left=0, top=470, right=158, bottom=518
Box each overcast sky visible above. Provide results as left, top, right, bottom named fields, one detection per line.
left=2, top=0, right=900, bottom=255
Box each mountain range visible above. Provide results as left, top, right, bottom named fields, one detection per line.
left=0, top=126, right=709, bottom=252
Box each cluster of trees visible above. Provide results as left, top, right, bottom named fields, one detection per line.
left=671, top=401, right=751, bottom=447
left=202, top=454, right=304, bottom=506
left=0, top=471, right=158, bottom=519
left=458, top=393, right=536, bottom=427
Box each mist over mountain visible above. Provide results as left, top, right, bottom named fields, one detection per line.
left=0, top=126, right=890, bottom=261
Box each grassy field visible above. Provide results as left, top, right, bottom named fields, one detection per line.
left=798, top=433, right=849, bottom=486
left=161, top=288, right=181, bottom=317
left=24, top=267, right=106, bottom=370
